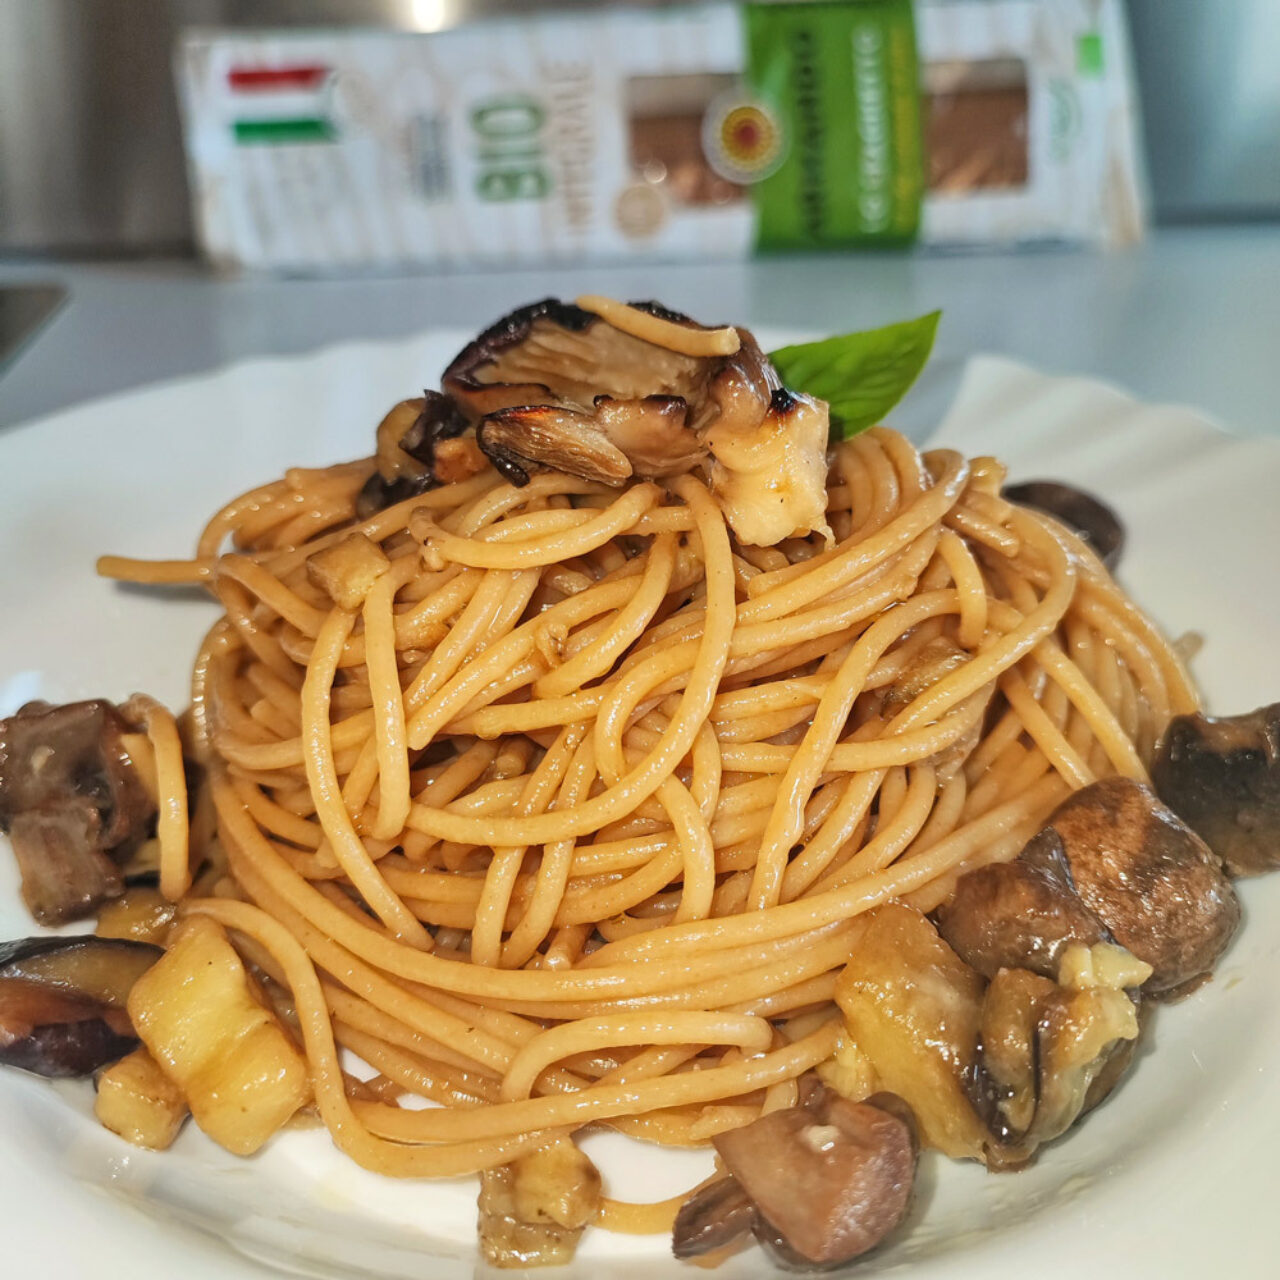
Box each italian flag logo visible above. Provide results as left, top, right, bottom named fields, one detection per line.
left=226, top=63, right=337, bottom=144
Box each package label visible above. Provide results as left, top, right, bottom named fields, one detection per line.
left=176, top=0, right=1141, bottom=272
left=746, top=1, right=922, bottom=247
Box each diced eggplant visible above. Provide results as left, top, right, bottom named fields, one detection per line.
left=306, top=531, right=390, bottom=610
left=95, top=1047, right=189, bottom=1150
left=508, top=1135, right=602, bottom=1231
left=0, top=982, right=138, bottom=1078
left=0, top=699, right=156, bottom=924
left=1152, top=703, right=1280, bottom=876
left=478, top=1137, right=602, bottom=1269
left=95, top=885, right=178, bottom=945
left=834, top=903, right=990, bottom=1160
left=0, top=934, right=161, bottom=1006
left=0, top=935, right=161, bottom=1077
left=127, top=916, right=311, bottom=1155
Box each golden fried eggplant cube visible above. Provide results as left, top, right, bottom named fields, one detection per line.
left=95, top=1047, right=188, bottom=1150
left=835, top=902, right=988, bottom=1159
left=127, top=916, right=311, bottom=1155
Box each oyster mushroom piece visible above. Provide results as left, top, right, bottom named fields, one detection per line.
left=705, top=387, right=834, bottom=547
left=935, top=829, right=1111, bottom=980
left=358, top=391, right=473, bottom=518
left=478, top=395, right=700, bottom=488
left=1152, top=703, right=1280, bottom=876
left=1003, top=480, right=1125, bottom=570
left=0, top=935, right=162, bottom=1077
left=1043, top=776, right=1240, bottom=996
left=441, top=297, right=833, bottom=544
left=0, top=699, right=155, bottom=924
left=674, top=1086, right=917, bottom=1268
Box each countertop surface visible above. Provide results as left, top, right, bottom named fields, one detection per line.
left=2, top=224, right=1279, bottom=440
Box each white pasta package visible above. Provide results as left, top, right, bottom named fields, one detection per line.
left=174, top=0, right=1145, bottom=273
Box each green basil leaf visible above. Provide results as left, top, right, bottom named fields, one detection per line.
left=768, top=310, right=941, bottom=440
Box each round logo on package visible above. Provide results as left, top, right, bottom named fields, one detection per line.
left=701, top=93, right=786, bottom=185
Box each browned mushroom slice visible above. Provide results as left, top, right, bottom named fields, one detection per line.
left=936, top=830, right=1110, bottom=980
left=709, top=1085, right=917, bottom=1269
left=478, top=405, right=635, bottom=488
left=975, top=945, right=1149, bottom=1169
left=1003, top=480, right=1125, bottom=570
left=972, top=966, right=1058, bottom=1152
left=672, top=1175, right=757, bottom=1261
left=0, top=699, right=155, bottom=924
left=1044, top=776, right=1239, bottom=995
left=0, top=936, right=162, bottom=1077
left=592, top=395, right=704, bottom=477
left=1152, top=703, right=1280, bottom=876
left=440, top=298, right=834, bottom=544
left=446, top=300, right=730, bottom=487
left=358, top=391, right=474, bottom=517
left=443, top=298, right=722, bottom=422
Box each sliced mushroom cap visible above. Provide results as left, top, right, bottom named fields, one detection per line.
left=936, top=829, right=1110, bottom=980
left=973, top=951, right=1145, bottom=1169
left=974, top=966, right=1058, bottom=1148
left=710, top=1085, right=917, bottom=1267
left=1152, top=703, right=1280, bottom=876
left=672, top=1175, right=757, bottom=1261
left=1044, top=776, right=1240, bottom=995
left=1003, top=480, right=1125, bottom=570
left=478, top=404, right=635, bottom=487
left=0, top=700, right=155, bottom=924
left=477, top=394, right=706, bottom=488
left=0, top=935, right=161, bottom=1077
left=429, top=296, right=843, bottom=546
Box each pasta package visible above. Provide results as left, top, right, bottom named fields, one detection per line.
left=175, top=0, right=1143, bottom=274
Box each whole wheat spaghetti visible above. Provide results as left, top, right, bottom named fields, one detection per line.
left=98, top=410, right=1197, bottom=1218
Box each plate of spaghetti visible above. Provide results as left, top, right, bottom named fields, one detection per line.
left=1, top=299, right=1279, bottom=1280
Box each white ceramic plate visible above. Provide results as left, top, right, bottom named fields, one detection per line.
left=2, top=337, right=1279, bottom=1280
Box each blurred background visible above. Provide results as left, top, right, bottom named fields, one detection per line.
left=2, top=0, right=1278, bottom=433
